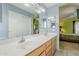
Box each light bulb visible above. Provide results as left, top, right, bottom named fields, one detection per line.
left=35, top=9, right=41, bottom=14
left=41, top=8, right=45, bottom=12
left=39, top=7, right=45, bottom=13
left=24, top=3, right=30, bottom=7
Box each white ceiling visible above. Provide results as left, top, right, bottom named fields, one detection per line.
left=10, top=3, right=37, bottom=14
left=44, top=3, right=58, bottom=8
left=11, top=3, right=79, bottom=19
left=59, top=3, right=79, bottom=19
left=10, top=3, right=58, bottom=15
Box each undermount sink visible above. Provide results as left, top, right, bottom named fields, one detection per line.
left=17, top=40, right=38, bottom=50
left=16, top=35, right=46, bottom=50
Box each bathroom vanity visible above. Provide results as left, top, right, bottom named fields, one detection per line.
left=26, top=36, right=56, bottom=56
left=0, top=33, right=57, bottom=56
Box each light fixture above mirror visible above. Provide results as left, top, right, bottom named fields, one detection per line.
left=24, top=3, right=46, bottom=14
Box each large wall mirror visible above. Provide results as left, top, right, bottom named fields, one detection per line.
left=0, top=4, right=40, bottom=39
left=8, top=10, right=32, bottom=38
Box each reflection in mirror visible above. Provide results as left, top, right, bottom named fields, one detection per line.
left=8, top=10, right=32, bottom=38
left=32, top=16, right=39, bottom=34
left=43, top=18, right=46, bottom=29
left=0, top=4, right=40, bottom=40
left=48, top=16, right=56, bottom=31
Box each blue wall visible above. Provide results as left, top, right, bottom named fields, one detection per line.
left=39, top=5, right=59, bottom=33
left=0, top=3, right=33, bottom=39
left=0, top=3, right=2, bottom=22
left=46, top=5, right=59, bottom=50
left=46, top=5, right=59, bottom=33
left=39, top=6, right=48, bottom=33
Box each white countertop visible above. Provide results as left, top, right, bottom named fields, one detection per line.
left=0, top=33, right=57, bottom=56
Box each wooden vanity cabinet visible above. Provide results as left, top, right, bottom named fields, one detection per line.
left=45, top=37, right=56, bottom=56
left=45, top=40, right=52, bottom=56
left=46, top=49, right=52, bottom=56
left=40, top=51, right=46, bottom=56
left=26, top=44, right=46, bottom=56
left=51, top=37, right=56, bottom=55
left=26, top=37, right=56, bottom=56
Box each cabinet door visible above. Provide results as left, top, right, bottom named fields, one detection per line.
left=40, top=51, right=46, bottom=56
left=46, top=48, right=52, bottom=56
left=45, top=40, right=52, bottom=48
left=26, top=44, right=45, bottom=56
left=45, top=40, right=52, bottom=56
left=52, top=38, right=56, bottom=55
left=46, top=45, right=52, bottom=54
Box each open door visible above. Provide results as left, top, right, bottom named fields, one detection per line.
left=75, top=22, right=79, bottom=34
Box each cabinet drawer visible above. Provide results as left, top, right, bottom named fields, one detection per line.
left=45, top=40, right=51, bottom=48
left=26, top=45, right=45, bottom=56
left=52, top=38, right=56, bottom=46
left=52, top=48, right=56, bottom=55
left=46, top=45, right=52, bottom=54
left=46, top=48, right=52, bottom=56
left=52, top=38, right=56, bottom=55
left=40, top=51, right=46, bottom=56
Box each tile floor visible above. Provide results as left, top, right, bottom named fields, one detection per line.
left=54, top=41, right=79, bottom=56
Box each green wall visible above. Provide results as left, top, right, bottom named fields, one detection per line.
left=60, top=18, right=79, bottom=34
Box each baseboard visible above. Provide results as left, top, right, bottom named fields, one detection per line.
left=60, top=40, right=79, bottom=43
